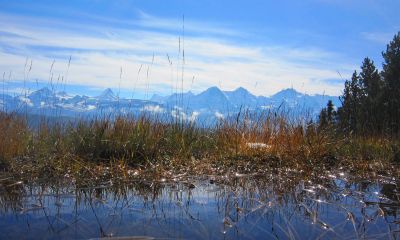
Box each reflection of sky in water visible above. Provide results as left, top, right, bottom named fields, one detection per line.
left=0, top=171, right=399, bottom=239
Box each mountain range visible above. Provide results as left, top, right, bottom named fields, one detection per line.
left=0, top=86, right=340, bottom=123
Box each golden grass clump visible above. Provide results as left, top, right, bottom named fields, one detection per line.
left=0, top=110, right=397, bottom=181
left=0, top=112, right=29, bottom=168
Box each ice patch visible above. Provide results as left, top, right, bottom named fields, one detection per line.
left=171, top=110, right=199, bottom=122
left=87, top=105, right=96, bottom=110
left=19, top=96, right=33, bottom=106
left=246, top=143, right=272, bottom=149
left=141, top=105, right=164, bottom=113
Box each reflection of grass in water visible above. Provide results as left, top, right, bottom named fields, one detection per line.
left=0, top=110, right=399, bottom=184
left=0, top=171, right=398, bottom=239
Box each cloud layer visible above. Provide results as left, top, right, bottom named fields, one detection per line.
left=0, top=10, right=356, bottom=97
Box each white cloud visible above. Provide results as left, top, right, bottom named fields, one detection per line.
left=215, top=111, right=224, bottom=119
left=0, top=11, right=355, bottom=96
left=135, top=10, right=241, bottom=37
left=362, top=31, right=395, bottom=44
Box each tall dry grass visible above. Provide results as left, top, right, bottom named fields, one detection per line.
left=0, top=109, right=398, bottom=180
left=0, top=112, right=29, bottom=169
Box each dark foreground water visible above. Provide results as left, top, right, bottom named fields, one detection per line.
left=0, top=169, right=399, bottom=239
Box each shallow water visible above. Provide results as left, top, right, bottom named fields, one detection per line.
left=0, top=169, right=399, bottom=239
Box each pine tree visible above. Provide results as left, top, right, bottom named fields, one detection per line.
left=338, top=71, right=362, bottom=134
left=319, top=108, right=328, bottom=128
left=360, top=58, right=382, bottom=99
left=319, top=100, right=336, bottom=130
left=326, top=100, right=335, bottom=123
left=337, top=32, right=400, bottom=137
left=338, top=80, right=351, bottom=131
left=381, top=32, right=400, bottom=136
left=358, top=57, right=383, bottom=133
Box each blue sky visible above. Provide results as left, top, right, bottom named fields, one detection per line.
left=0, top=0, right=399, bottom=98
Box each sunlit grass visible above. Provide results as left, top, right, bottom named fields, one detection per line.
left=0, top=110, right=398, bottom=183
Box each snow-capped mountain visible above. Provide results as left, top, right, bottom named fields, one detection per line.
left=0, top=86, right=340, bottom=122
left=158, top=87, right=339, bottom=116
left=98, top=88, right=117, bottom=101
left=189, top=86, right=233, bottom=111
left=224, top=87, right=260, bottom=109
left=28, top=87, right=57, bottom=106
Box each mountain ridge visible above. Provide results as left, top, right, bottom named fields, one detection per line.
left=0, top=86, right=340, bottom=122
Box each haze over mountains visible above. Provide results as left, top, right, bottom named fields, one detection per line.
left=0, top=86, right=340, bottom=122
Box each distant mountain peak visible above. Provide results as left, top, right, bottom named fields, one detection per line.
left=35, top=87, right=52, bottom=94
left=2, top=85, right=341, bottom=121
left=98, top=88, right=116, bottom=100
left=229, top=87, right=253, bottom=97
left=199, top=86, right=226, bottom=98
left=29, top=87, right=55, bottom=98
left=223, top=86, right=258, bottom=108
left=205, top=86, right=222, bottom=92
left=102, top=88, right=113, bottom=94
left=234, top=86, right=248, bottom=93
left=280, top=88, right=299, bottom=93
left=56, top=90, right=70, bottom=97
left=150, top=93, right=168, bottom=103
left=272, top=88, right=303, bottom=98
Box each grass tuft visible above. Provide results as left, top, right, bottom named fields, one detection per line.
left=0, top=110, right=398, bottom=182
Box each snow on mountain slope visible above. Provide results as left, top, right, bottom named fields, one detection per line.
left=0, top=86, right=340, bottom=121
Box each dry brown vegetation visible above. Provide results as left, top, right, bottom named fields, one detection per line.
left=0, top=111, right=398, bottom=183
left=0, top=113, right=29, bottom=168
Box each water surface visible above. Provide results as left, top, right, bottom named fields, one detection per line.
left=0, top=169, right=399, bottom=239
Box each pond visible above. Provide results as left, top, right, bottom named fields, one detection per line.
left=0, top=168, right=399, bottom=239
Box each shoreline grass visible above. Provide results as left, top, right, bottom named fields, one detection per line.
left=0, top=110, right=399, bottom=184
